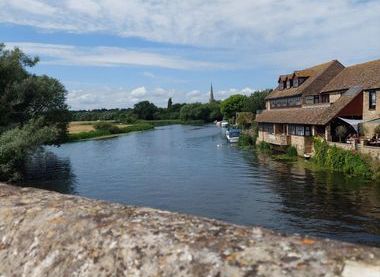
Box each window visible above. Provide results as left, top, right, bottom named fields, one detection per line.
left=314, top=96, right=320, bottom=104
left=286, top=80, right=291, bottom=89
left=322, top=94, right=330, bottom=103
left=305, top=96, right=314, bottom=105
left=293, top=78, right=298, bottom=88
left=288, top=125, right=311, bottom=136
left=262, top=123, right=274, bottom=134
left=369, top=90, right=376, bottom=110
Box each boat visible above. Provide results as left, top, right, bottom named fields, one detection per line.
left=226, top=128, right=241, bottom=143
left=221, top=121, right=229, bottom=128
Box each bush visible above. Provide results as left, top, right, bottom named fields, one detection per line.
left=375, top=125, right=380, bottom=136
left=0, top=119, right=58, bottom=181
left=312, top=138, right=372, bottom=177
left=286, top=146, right=298, bottom=157
left=257, top=141, right=271, bottom=153
left=94, top=122, right=122, bottom=134
left=238, top=133, right=254, bottom=146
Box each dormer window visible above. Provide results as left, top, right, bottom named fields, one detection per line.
left=286, top=79, right=293, bottom=89
left=278, top=81, right=284, bottom=90
left=293, top=78, right=298, bottom=87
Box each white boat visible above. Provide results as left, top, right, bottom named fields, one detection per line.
left=226, top=129, right=241, bottom=143
left=221, top=121, right=229, bottom=128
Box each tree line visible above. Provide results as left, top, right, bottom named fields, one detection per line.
left=0, top=43, right=270, bottom=181
left=71, top=90, right=271, bottom=124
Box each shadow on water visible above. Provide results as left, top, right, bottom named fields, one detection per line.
left=18, top=150, right=77, bottom=194
left=248, top=152, right=380, bottom=246
left=20, top=125, right=380, bottom=246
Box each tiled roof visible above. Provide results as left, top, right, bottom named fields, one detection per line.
left=256, top=88, right=362, bottom=125
left=266, top=60, right=344, bottom=100
left=322, top=59, right=380, bottom=93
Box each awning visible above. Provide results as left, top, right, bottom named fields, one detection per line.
left=338, top=117, right=363, bottom=133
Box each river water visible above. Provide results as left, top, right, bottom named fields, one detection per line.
left=22, top=124, right=380, bottom=246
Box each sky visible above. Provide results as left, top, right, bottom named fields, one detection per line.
left=0, top=0, right=379, bottom=110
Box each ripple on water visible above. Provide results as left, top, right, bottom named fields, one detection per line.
left=21, top=124, right=380, bottom=247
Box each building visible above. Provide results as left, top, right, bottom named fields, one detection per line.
left=209, top=83, right=215, bottom=103
left=255, top=59, right=380, bottom=156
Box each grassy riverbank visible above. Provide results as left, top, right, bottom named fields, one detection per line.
left=253, top=139, right=380, bottom=180
left=68, top=122, right=154, bottom=142
left=136, top=119, right=205, bottom=126
left=67, top=119, right=206, bottom=142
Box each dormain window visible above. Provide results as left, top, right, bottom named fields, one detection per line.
left=288, top=125, right=311, bottom=136
left=369, top=90, right=376, bottom=110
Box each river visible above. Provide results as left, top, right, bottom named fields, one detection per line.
left=21, top=124, right=380, bottom=246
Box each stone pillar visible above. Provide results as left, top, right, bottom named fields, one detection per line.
left=325, top=124, right=332, bottom=141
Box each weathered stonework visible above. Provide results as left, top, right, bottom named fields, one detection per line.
left=0, top=184, right=379, bottom=277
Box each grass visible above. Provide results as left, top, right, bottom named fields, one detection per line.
left=312, top=138, right=373, bottom=178
left=67, top=123, right=154, bottom=142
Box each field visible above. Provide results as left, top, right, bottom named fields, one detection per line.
left=68, top=121, right=130, bottom=134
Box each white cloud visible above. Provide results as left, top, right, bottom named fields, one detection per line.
left=5, top=42, right=222, bottom=69
left=0, top=1, right=379, bottom=70
left=67, top=86, right=259, bottom=110
left=130, top=86, right=147, bottom=97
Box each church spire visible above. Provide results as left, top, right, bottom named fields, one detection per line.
left=209, top=82, right=215, bottom=103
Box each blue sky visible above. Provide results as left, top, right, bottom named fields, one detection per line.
left=1, top=0, right=379, bottom=110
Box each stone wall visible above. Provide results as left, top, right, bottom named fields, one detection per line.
left=363, top=89, right=380, bottom=122
left=0, top=184, right=380, bottom=276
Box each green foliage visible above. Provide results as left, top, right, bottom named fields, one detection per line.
left=179, top=102, right=222, bottom=122
left=133, top=101, right=158, bottom=120
left=243, top=89, right=272, bottom=114
left=312, top=138, right=372, bottom=177
left=257, top=141, right=272, bottom=153
left=335, top=125, right=347, bottom=142
left=94, top=122, right=121, bottom=134
left=236, top=112, right=254, bottom=129
left=220, top=94, right=247, bottom=119
left=167, top=97, right=173, bottom=110
left=374, top=125, right=380, bottom=136
left=0, top=44, right=70, bottom=181
left=68, top=123, right=154, bottom=141
left=0, top=119, right=58, bottom=181
left=286, top=146, right=298, bottom=157
left=238, top=133, right=254, bottom=147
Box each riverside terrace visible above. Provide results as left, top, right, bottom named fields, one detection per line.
left=255, top=59, right=380, bottom=158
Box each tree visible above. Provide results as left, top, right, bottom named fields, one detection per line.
left=0, top=43, right=69, bottom=181
left=236, top=112, right=255, bottom=129
left=335, top=125, right=347, bottom=142
left=133, top=101, right=158, bottom=120
left=243, top=89, right=272, bottom=114
left=220, top=94, right=247, bottom=119
left=167, top=97, right=173, bottom=110
left=375, top=125, right=380, bottom=137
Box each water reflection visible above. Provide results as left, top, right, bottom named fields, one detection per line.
left=20, top=150, right=77, bottom=194
left=252, top=153, right=380, bottom=245
left=22, top=125, right=380, bottom=246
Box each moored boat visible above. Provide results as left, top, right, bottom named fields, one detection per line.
left=226, top=128, right=241, bottom=143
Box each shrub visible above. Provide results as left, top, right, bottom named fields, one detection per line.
left=286, top=146, right=298, bottom=157
left=312, top=137, right=372, bottom=177
left=375, top=125, right=380, bottom=136
left=94, top=122, right=121, bottom=134
left=335, top=125, right=347, bottom=142
left=238, top=133, right=254, bottom=146
left=257, top=141, right=271, bottom=153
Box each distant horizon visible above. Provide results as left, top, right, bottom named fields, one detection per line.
left=1, top=1, right=379, bottom=110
